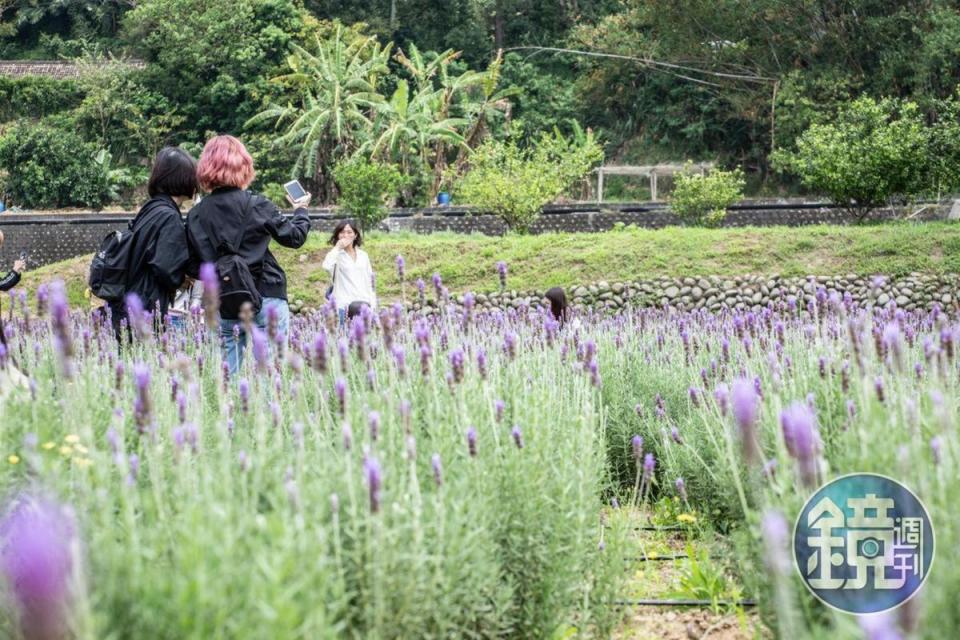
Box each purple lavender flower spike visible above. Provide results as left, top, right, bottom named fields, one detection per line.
left=760, top=510, right=791, bottom=575
left=49, top=282, right=74, bottom=378
left=251, top=327, right=269, bottom=372
left=730, top=379, right=759, bottom=461
left=674, top=477, right=688, bottom=502
left=858, top=611, right=903, bottom=640
left=670, top=426, right=682, bottom=445
left=365, top=457, right=383, bottom=513
left=631, top=434, right=643, bottom=460
left=368, top=411, right=380, bottom=442
left=642, top=453, right=655, bottom=482
left=431, top=453, right=443, bottom=487
left=449, top=347, right=465, bottom=384
left=476, top=348, right=487, bottom=379
left=511, top=425, right=524, bottom=449
left=238, top=379, right=250, bottom=414
left=874, top=376, right=885, bottom=403
left=466, top=426, right=478, bottom=457
left=125, top=292, right=147, bottom=339
left=292, top=422, right=304, bottom=448
left=495, top=261, right=507, bottom=290
left=930, top=435, right=944, bottom=465
left=714, top=383, right=729, bottom=416
left=780, top=402, right=821, bottom=487
left=334, top=377, right=347, bottom=414
left=494, top=399, right=505, bottom=423
left=0, top=495, right=77, bottom=640
left=127, top=454, right=140, bottom=485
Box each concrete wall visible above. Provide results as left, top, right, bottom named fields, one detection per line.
left=0, top=202, right=950, bottom=269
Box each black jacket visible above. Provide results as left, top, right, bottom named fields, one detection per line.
left=0, top=269, right=20, bottom=292
left=110, top=194, right=189, bottom=319
left=0, top=268, right=19, bottom=347
left=186, top=188, right=310, bottom=301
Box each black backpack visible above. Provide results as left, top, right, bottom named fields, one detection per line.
left=215, top=195, right=262, bottom=320
left=88, top=222, right=136, bottom=302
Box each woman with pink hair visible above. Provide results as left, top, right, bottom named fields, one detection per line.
left=186, top=135, right=312, bottom=373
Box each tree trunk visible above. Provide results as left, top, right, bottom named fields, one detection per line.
left=431, top=142, right=446, bottom=201
left=494, top=0, right=504, bottom=51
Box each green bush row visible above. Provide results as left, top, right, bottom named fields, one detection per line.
left=0, top=76, right=84, bottom=122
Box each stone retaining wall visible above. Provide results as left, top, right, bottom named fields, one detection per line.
left=394, top=274, right=959, bottom=317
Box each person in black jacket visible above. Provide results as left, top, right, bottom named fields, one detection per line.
left=186, top=135, right=311, bottom=373
left=108, top=147, right=198, bottom=338
left=0, top=237, right=25, bottom=293
left=0, top=231, right=26, bottom=353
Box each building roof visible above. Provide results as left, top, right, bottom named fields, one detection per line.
left=0, top=60, right=146, bottom=79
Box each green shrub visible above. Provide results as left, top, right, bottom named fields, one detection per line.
left=0, top=76, right=84, bottom=122
left=771, top=96, right=932, bottom=222
left=72, top=55, right=183, bottom=162
left=260, top=183, right=289, bottom=207
left=95, top=149, right=149, bottom=207
left=0, top=122, right=112, bottom=209
left=670, top=165, right=745, bottom=227
left=333, top=156, right=405, bottom=230
left=453, top=129, right=602, bottom=233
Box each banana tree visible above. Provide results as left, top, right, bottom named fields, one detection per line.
left=364, top=78, right=468, bottom=203
left=246, top=25, right=391, bottom=202
left=453, top=51, right=519, bottom=174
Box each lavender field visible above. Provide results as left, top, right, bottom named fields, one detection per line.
left=0, top=276, right=957, bottom=639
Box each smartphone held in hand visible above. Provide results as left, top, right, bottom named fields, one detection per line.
left=284, top=180, right=307, bottom=201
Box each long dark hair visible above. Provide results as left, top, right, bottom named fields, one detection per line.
left=545, top=287, right=569, bottom=326
left=328, top=219, right=363, bottom=247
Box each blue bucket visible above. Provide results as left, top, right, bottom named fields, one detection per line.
left=437, top=192, right=451, bottom=206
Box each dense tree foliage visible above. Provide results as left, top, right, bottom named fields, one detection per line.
left=2, top=0, right=960, bottom=211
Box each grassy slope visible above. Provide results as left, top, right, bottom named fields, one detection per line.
left=20, top=222, right=960, bottom=309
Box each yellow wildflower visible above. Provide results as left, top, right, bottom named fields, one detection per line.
left=73, top=458, right=92, bottom=469
left=64, top=434, right=80, bottom=444
left=8, top=455, right=20, bottom=465
left=59, top=446, right=72, bottom=456
left=84, top=288, right=91, bottom=299
left=74, top=444, right=89, bottom=454
left=677, top=513, right=698, bottom=524
left=42, top=441, right=56, bottom=450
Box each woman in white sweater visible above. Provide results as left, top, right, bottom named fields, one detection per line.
left=322, top=220, right=377, bottom=325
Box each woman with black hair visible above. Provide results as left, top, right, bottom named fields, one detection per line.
left=109, top=146, right=197, bottom=335
left=322, top=220, right=377, bottom=325
left=545, top=287, right=570, bottom=326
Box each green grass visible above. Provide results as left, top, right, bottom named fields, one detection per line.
left=20, top=222, right=960, bottom=309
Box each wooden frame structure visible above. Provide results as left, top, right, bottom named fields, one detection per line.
left=594, top=162, right=715, bottom=202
